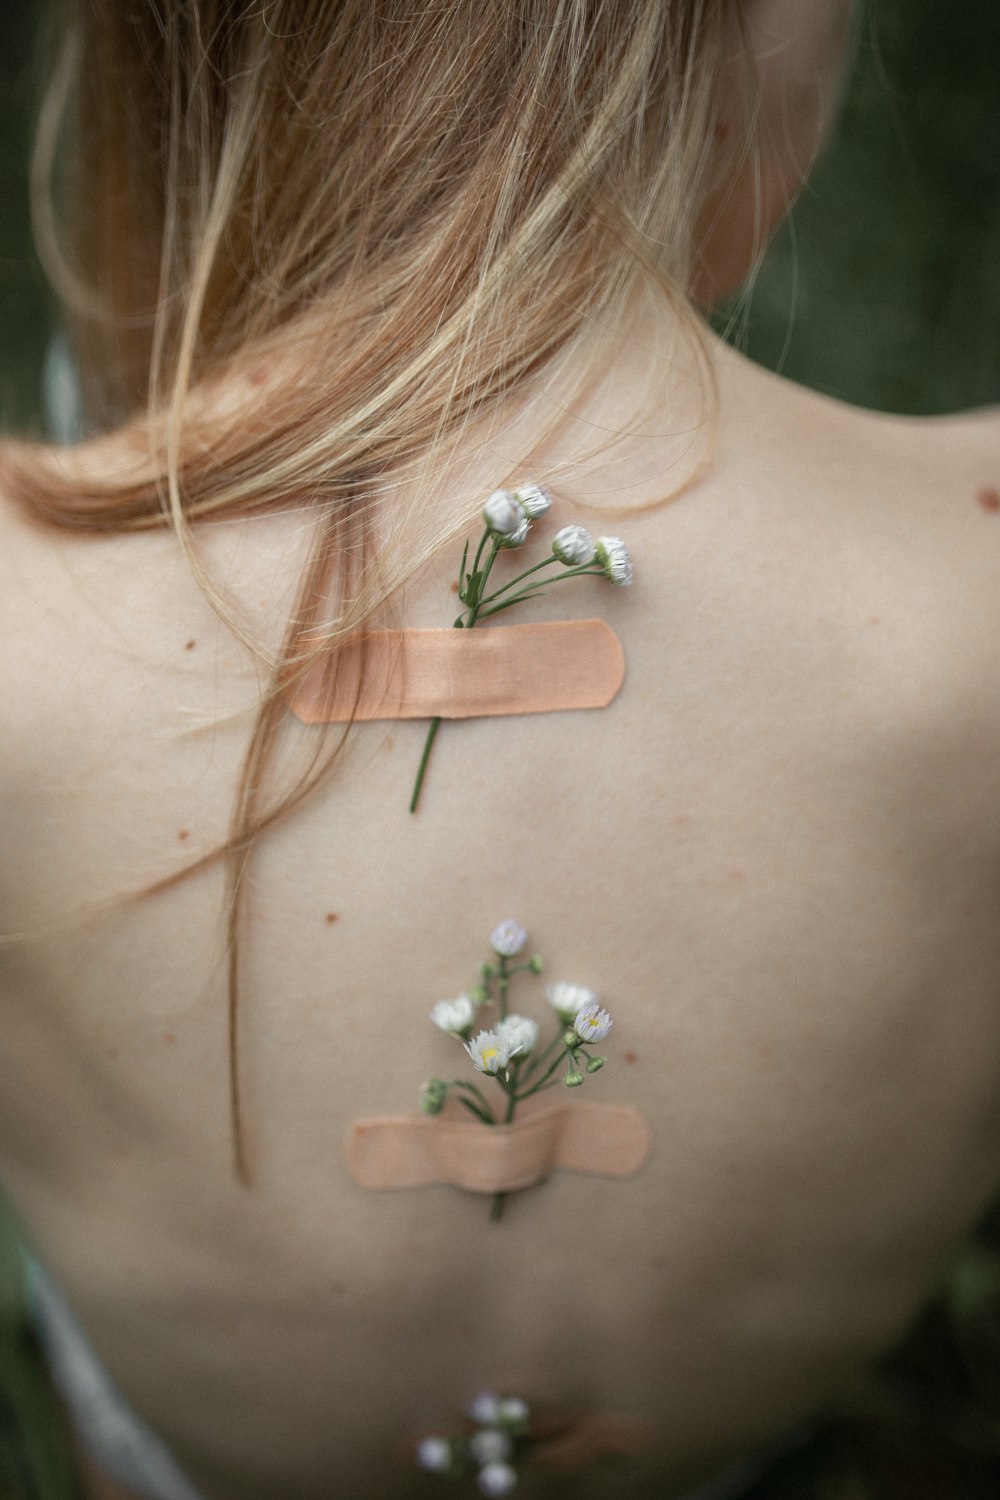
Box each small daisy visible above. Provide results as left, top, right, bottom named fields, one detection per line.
left=416, top=1437, right=452, bottom=1473
left=430, top=995, right=477, bottom=1037
left=512, top=482, right=552, bottom=519
left=470, top=1429, right=513, bottom=1465
left=478, top=1462, right=518, bottom=1496
left=466, top=1029, right=512, bottom=1075
left=546, top=981, right=598, bottom=1026
left=496, top=1014, right=539, bottom=1057
left=468, top=1393, right=502, bottom=1425
left=596, top=535, right=633, bottom=586
left=551, top=524, right=596, bottom=566
left=573, top=999, right=613, bottom=1044
left=490, top=920, right=527, bottom=957
left=482, top=489, right=524, bottom=536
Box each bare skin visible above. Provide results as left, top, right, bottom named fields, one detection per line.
left=3, top=324, right=1000, bottom=1500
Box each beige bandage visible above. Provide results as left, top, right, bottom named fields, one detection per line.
left=344, top=1101, right=650, bottom=1193
left=288, top=619, right=624, bottom=723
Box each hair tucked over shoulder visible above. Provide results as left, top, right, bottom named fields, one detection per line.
left=3, top=0, right=744, bottom=1175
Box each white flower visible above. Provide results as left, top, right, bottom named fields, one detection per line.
left=482, top=489, right=524, bottom=536
left=595, top=535, right=633, bottom=586
left=490, top=920, right=527, bottom=957
left=470, top=1429, right=513, bottom=1465
left=551, top=524, right=596, bottom=567
left=496, top=1014, right=539, bottom=1057
left=574, top=999, right=613, bottom=1044
left=478, top=1462, right=518, bottom=1496
left=430, top=995, right=477, bottom=1037
left=468, top=1392, right=502, bottom=1424
left=497, top=515, right=530, bottom=549
left=466, top=1029, right=512, bottom=1075
left=496, top=1396, right=529, bottom=1427
left=512, top=482, right=552, bottom=519
left=546, top=981, right=598, bottom=1026
left=416, top=1437, right=452, bottom=1472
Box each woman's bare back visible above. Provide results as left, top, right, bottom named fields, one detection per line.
left=3, top=340, right=1000, bottom=1500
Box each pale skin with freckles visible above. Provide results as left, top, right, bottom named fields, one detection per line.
left=6, top=4, right=1000, bottom=1499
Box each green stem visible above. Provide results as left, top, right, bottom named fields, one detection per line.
left=447, top=1077, right=496, bottom=1117
left=489, top=1090, right=519, bottom=1222
left=409, top=715, right=443, bottom=813
left=518, top=1028, right=564, bottom=1085
left=478, top=554, right=560, bottom=606
left=514, top=1041, right=575, bottom=1099
left=455, top=1094, right=496, bottom=1125
left=498, top=955, right=509, bottom=1020
left=476, top=566, right=606, bottom=619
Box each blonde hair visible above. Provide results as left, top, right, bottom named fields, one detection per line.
left=5, top=0, right=744, bottom=1177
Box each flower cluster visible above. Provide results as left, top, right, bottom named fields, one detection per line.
left=421, top=921, right=614, bottom=1220
left=409, top=483, right=632, bottom=811
left=416, top=1392, right=532, bottom=1494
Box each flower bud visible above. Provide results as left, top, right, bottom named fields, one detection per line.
left=482, top=490, right=524, bottom=536
left=512, top=482, right=552, bottom=519
left=585, top=1055, right=605, bottom=1073
left=564, top=1071, right=585, bottom=1088
left=595, top=535, right=633, bottom=586
left=552, top=524, right=596, bottom=566
left=497, top=515, right=529, bottom=549
left=420, top=1080, right=446, bottom=1115
left=469, top=985, right=490, bottom=1005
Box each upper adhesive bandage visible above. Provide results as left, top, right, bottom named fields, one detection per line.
left=288, top=618, right=624, bottom=723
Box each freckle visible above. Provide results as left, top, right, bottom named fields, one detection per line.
left=184, top=639, right=196, bottom=651
left=162, top=1032, right=176, bottom=1045
left=325, top=911, right=338, bottom=925
left=450, top=580, right=460, bottom=593
left=249, top=366, right=270, bottom=386
left=177, top=829, right=189, bottom=841
left=458, top=1324, right=474, bottom=1339
left=384, top=735, right=395, bottom=752
left=674, top=813, right=691, bottom=827
left=868, top=615, right=880, bottom=626
left=727, top=867, right=745, bottom=882
left=978, top=487, right=1000, bottom=512
left=623, top=1050, right=638, bottom=1065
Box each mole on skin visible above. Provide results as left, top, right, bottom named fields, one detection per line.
left=177, top=829, right=190, bottom=842
left=325, top=912, right=338, bottom=925
left=977, top=486, right=1000, bottom=512
left=184, top=639, right=197, bottom=650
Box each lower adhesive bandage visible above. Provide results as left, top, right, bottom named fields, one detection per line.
left=344, top=1101, right=650, bottom=1193
left=288, top=618, right=624, bottom=723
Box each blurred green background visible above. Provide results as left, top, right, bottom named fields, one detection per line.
left=3, top=1, right=1000, bottom=1497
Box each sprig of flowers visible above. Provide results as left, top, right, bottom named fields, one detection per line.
left=409, top=484, right=632, bottom=811
left=421, top=921, right=614, bottom=1221
left=416, top=1392, right=532, bottom=1494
